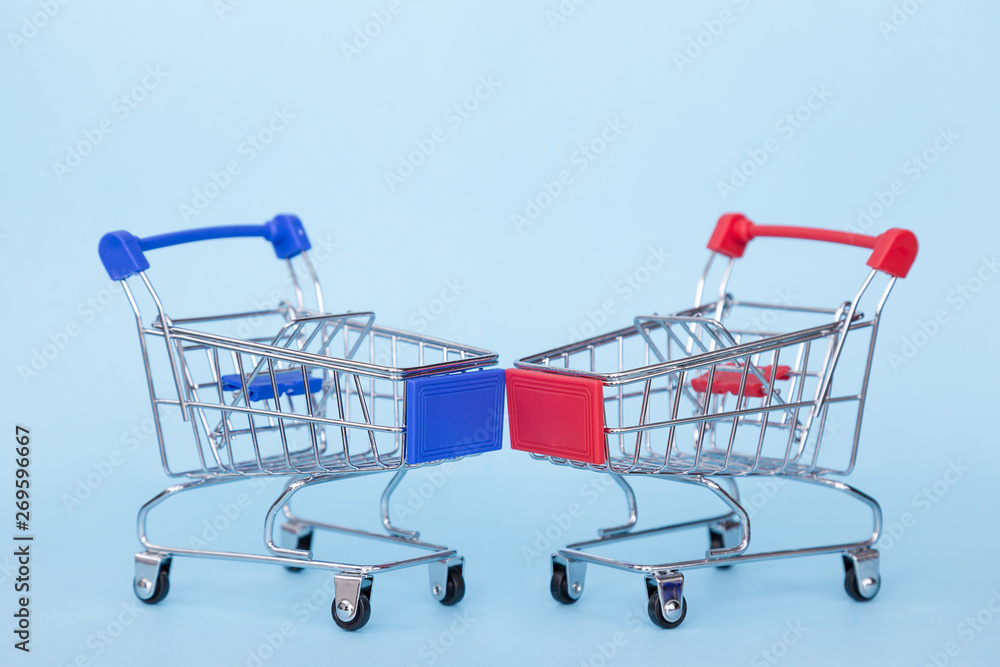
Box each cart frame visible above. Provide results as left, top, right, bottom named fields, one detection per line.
left=100, top=216, right=504, bottom=630
left=506, top=214, right=917, bottom=627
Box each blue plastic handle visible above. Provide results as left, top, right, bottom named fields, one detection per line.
left=98, top=214, right=311, bottom=280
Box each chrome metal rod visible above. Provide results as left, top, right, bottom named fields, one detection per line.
left=597, top=475, right=638, bottom=537
left=380, top=470, right=420, bottom=539
left=137, top=475, right=457, bottom=576
left=557, top=473, right=880, bottom=575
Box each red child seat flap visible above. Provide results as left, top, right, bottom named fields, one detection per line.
left=691, top=364, right=791, bottom=398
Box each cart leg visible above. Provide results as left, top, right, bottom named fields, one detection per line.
left=597, top=474, right=638, bottom=538
left=672, top=475, right=751, bottom=560
left=550, top=554, right=587, bottom=604
left=842, top=547, right=880, bottom=601
left=708, top=519, right=742, bottom=570
left=645, top=571, right=687, bottom=629
left=709, top=477, right=743, bottom=566
left=134, top=552, right=172, bottom=604
left=264, top=475, right=317, bottom=559
left=723, top=477, right=741, bottom=503
left=428, top=556, right=465, bottom=606
left=332, top=573, right=374, bottom=631
left=381, top=470, right=420, bottom=540
left=795, top=475, right=882, bottom=549
left=279, top=521, right=314, bottom=573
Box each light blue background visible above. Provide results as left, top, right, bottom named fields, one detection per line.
left=2, top=1, right=999, bottom=665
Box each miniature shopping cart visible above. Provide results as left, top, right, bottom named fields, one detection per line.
left=506, top=213, right=917, bottom=628
left=99, top=215, right=504, bottom=630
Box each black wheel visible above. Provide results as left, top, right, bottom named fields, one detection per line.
left=285, top=532, right=313, bottom=573
left=843, top=557, right=879, bottom=602
left=138, top=568, right=170, bottom=605
left=332, top=593, right=371, bottom=631
left=438, top=566, right=465, bottom=606
left=550, top=563, right=578, bottom=605
left=647, top=593, right=687, bottom=629
left=709, top=529, right=732, bottom=570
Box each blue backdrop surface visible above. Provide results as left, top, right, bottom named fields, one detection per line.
left=1, top=1, right=999, bottom=665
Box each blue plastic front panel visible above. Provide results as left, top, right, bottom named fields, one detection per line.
left=405, top=368, right=505, bottom=464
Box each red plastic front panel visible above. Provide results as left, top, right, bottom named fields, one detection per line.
left=505, top=368, right=606, bottom=465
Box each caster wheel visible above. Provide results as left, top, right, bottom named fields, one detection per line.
left=438, top=566, right=465, bottom=606
left=647, top=593, right=687, bottom=629
left=709, top=529, right=732, bottom=570
left=332, top=593, right=371, bottom=631
left=285, top=532, right=313, bottom=573
left=843, top=556, right=880, bottom=602
left=550, top=562, right=578, bottom=605
left=136, top=566, right=170, bottom=605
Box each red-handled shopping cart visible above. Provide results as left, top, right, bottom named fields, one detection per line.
left=506, top=213, right=917, bottom=628
left=99, top=215, right=505, bottom=630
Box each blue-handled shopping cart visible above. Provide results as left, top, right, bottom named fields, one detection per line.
left=99, top=215, right=505, bottom=630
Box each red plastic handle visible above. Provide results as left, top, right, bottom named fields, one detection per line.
left=707, top=213, right=918, bottom=278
